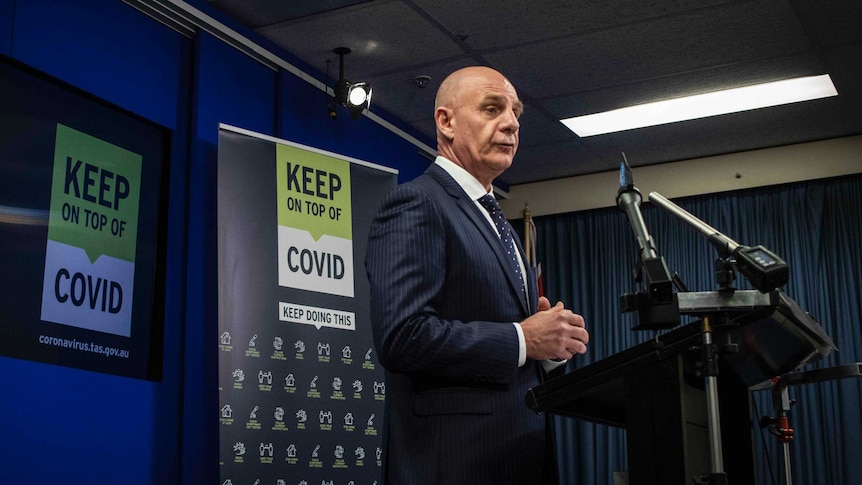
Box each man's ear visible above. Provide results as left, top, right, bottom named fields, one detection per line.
left=435, top=107, right=455, bottom=141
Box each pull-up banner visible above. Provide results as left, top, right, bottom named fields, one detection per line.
left=217, top=125, right=397, bottom=485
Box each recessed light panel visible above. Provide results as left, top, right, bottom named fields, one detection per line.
left=561, top=74, right=838, bottom=137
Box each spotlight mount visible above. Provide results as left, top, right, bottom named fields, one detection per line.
left=331, top=47, right=372, bottom=120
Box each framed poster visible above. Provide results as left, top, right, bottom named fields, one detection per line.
left=0, top=56, right=169, bottom=381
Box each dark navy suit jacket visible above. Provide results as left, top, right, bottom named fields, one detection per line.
left=366, top=163, right=558, bottom=485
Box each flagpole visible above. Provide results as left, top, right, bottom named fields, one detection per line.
left=523, top=203, right=532, bottom=266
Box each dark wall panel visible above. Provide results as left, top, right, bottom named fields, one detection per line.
left=11, top=0, right=185, bottom=129
left=0, top=1, right=190, bottom=485
left=0, top=0, right=12, bottom=55
left=183, top=30, right=277, bottom=485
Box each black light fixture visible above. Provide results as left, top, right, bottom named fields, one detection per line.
left=331, top=47, right=372, bottom=120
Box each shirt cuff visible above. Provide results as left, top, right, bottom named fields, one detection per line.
left=542, top=359, right=567, bottom=372
left=514, top=323, right=568, bottom=371
left=513, top=322, right=526, bottom=367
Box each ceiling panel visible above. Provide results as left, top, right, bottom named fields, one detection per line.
left=208, top=0, right=372, bottom=28
left=256, top=2, right=464, bottom=78
left=205, top=0, right=862, bottom=183
left=488, top=1, right=811, bottom=103
left=412, top=0, right=738, bottom=50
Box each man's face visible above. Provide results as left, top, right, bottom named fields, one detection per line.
left=449, top=73, right=523, bottom=185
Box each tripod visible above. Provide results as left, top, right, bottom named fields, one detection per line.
left=755, top=363, right=862, bottom=485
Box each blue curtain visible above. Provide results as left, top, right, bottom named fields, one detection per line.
left=527, top=174, right=862, bottom=485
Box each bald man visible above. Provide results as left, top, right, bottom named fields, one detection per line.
left=366, top=66, right=589, bottom=485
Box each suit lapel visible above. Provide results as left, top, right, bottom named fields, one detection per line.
left=426, top=165, right=531, bottom=316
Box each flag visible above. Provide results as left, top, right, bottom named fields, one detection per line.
left=523, top=205, right=544, bottom=298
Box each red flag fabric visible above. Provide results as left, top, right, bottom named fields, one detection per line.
left=528, top=217, right=544, bottom=298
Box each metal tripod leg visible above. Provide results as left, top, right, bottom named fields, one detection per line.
left=703, top=316, right=728, bottom=485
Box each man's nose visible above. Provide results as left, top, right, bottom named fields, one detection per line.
left=500, top=109, right=520, bottom=133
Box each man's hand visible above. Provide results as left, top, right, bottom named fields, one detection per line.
left=520, top=296, right=589, bottom=361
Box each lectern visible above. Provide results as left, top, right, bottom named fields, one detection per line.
left=526, top=290, right=835, bottom=485
left=531, top=160, right=839, bottom=484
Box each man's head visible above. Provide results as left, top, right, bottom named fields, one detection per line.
left=434, top=66, right=523, bottom=190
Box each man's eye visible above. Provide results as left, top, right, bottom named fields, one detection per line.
left=485, top=106, right=499, bottom=114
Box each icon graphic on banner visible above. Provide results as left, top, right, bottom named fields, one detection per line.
left=220, top=332, right=232, bottom=345
left=319, top=410, right=333, bottom=424
left=308, top=375, right=321, bottom=398
left=40, top=124, right=142, bottom=337
left=260, top=443, right=273, bottom=457
left=295, top=340, right=306, bottom=360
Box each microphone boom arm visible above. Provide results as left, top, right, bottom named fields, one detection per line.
left=648, top=192, right=789, bottom=293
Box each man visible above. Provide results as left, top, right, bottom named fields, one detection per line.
left=365, top=66, right=589, bottom=485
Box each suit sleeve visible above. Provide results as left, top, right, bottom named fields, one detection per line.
left=365, top=183, right=521, bottom=384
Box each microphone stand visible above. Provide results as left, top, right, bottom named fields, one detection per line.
left=647, top=192, right=789, bottom=294
left=615, top=157, right=727, bottom=483
left=616, top=154, right=679, bottom=330
left=698, top=315, right=728, bottom=485
left=754, top=363, right=862, bottom=485
left=643, top=190, right=790, bottom=485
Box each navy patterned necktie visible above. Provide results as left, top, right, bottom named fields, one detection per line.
left=478, top=194, right=526, bottom=301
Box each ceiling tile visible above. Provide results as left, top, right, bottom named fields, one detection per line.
left=256, top=2, right=464, bottom=77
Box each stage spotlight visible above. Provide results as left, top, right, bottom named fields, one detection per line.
left=331, top=47, right=372, bottom=120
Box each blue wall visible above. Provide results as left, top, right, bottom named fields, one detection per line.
left=0, top=1, right=432, bottom=484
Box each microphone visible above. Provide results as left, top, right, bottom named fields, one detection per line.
left=616, top=153, right=657, bottom=262
left=648, top=191, right=789, bottom=293
left=616, top=154, right=676, bottom=329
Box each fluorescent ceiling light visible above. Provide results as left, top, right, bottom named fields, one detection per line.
left=561, top=74, right=838, bottom=137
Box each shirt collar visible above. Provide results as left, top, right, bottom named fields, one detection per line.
left=434, top=156, right=493, bottom=201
